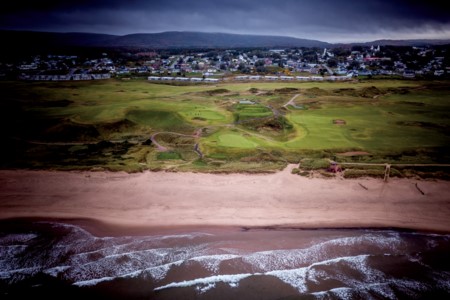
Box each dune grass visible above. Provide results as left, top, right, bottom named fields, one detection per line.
left=1, top=78, right=449, bottom=173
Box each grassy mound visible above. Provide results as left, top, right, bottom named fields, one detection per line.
left=240, top=116, right=294, bottom=139
left=97, top=119, right=137, bottom=132
left=200, top=88, right=230, bottom=96
left=126, top=110, right=194, bottom=133
left=305, top=87, right=329, bottom=96
left=274, top=87, right=299, bottom=94
left=234, top=103, right=272, bottom=122
left=359, top=86, right=382, bottom=98
left=96, top=119, right=140, bottom=138
left=37, top=119, right=100, bottom=142
left=332, top=86, right=384, bottom=98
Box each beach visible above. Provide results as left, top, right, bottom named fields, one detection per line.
left=1, top=166, right=450, bottom=299
left=0, top=165, right=449, bottom=233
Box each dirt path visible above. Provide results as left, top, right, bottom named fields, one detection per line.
left=283, top=94, right=300, bottom=108
left=150, top=132, right=169, bottom=151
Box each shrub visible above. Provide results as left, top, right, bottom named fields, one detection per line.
left=300, top=158, right=330, bottom=170
left=291, top=168, right=300, bottom=174
left=343, top=169, right=385, bottom=179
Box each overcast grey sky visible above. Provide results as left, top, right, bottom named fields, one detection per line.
left=1, top=0, right=449, bottom=43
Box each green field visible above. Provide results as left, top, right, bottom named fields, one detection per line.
left=1, top=78, right=449, bottom=175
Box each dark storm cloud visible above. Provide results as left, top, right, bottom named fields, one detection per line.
left=1, top=0, right=449, bottom=42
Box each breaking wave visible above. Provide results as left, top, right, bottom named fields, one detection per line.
left=1, top=222, right=449, bottom=299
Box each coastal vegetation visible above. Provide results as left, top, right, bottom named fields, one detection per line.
left=1, top=78, right=449, bottom=177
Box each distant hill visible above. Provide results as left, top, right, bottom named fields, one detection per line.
left=0, top=30, right=330, bottom=49
left=1, top=30, right=449, bottom=52
left=347, top=39, right=450, bottom=47
left=106, top=31, right=331, bottom=48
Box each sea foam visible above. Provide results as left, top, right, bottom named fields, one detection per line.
left=154, top=273, right=258, bottom=292
left=1, top=222, right=449, bottom=299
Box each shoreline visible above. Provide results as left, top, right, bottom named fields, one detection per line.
left=1, top=165, right=449, bottom=234
left=1, top=217, right=448, bottom=238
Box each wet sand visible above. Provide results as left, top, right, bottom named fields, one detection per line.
left=0, top=165, right=449, bottom=233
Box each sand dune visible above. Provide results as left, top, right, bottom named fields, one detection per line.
left=0, top=165, right=449, bottom=232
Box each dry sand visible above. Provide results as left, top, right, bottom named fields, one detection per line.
left=0, top=165, right=449, bottom=232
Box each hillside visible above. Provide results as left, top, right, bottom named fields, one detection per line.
left=348, top=39, right=450, bottom=47
left=1, top=30, right=449, bottom=52
left=0, top=30, right=330, bottom=49
left=107, top=31, right=331, bottom=48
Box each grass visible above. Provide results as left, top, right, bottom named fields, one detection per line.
left=126, top=110, right=193, bottom=133
left=299, top=158, right=331, bottom=170
left=1, top=78, right=449, bottom=175
left=157, top=152, right=182, bottom=160
left=216, top=133, right=259, bottom=148
left=234, top=103, right=272, bottom=121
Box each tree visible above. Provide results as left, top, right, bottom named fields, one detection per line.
left=302, top=50, right=318, bottom=63
left=327, top=58, right=338, bottom=68
left=348, top=61, right=360, bottom=70
left=332, top=48, right=351, bottom=57
left=380, top=59, right=394, bottom=70
left=205, top=51, right=218, bottom=58
left=351, top=45, right=364, bottom=52
left=254, top=60, right=267, bottom=73
left=256, top=66, right=267, bottom=73
left=238, top=62, right=249, bottom=73
left=255, top=60, right=265, bottom=67
left=271, top=53, right=281, bottom=60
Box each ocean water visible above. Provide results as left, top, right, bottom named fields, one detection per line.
left=0, top=221, right=449, bottom=299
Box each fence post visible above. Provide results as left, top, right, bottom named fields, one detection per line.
left=384, top=164, right=391, bottom=182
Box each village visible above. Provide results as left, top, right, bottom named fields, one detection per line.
left=1, top=44, right=448, bottom=81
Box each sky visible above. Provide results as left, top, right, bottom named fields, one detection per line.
left=1, top=0, right=449, bottom=43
